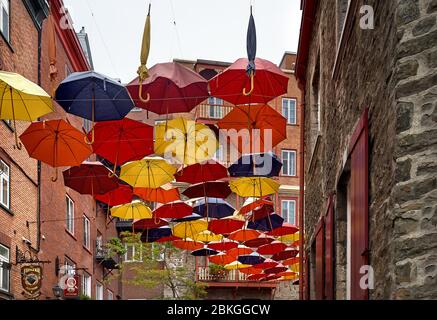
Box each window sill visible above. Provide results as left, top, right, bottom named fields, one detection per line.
left=65, top=229, right=77, bottom=241
left=0, top=32, right=14, bottom=53
left=0, top=204, right=13, bottom=216
left=83, top=245, right=92, bottom=255
left=0, top=288, right=14, bottom=300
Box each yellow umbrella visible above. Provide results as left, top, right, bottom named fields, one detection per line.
left=172, top=219, right=208, bottom=239
left=110, top=200, right=152, bottom=220
left=230, top=177, right=280, bottom=197
left=137, top=3, right=151, bottom=103
left=277, top=232, right=300, bottom=245
left=154, top=118, right=218, bottom=165
left=120, top=156, right=176, bottom=188
left=193, top=230, right=223, bottom=243
left=224, top=261, right=252, bottom=270
left=0, top=71, right=54, bottom=149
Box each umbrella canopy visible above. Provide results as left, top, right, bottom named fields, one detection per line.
left=248, top=203, right=275, bottom=220
left=247, top=214, right=284, bottom=232
left=95, top=184, right=133, bottom=206
left=257, top=241, right=287, bottom=255
left=63, top=162, right=119, bottom=195
left=193, top=198, right=235, bottom=219
left=136, top=4, right=151, bottom=81
left=191, top=248, right=218, bottom=257
left=120, top=157, right=176, bottom=188
left=153, top=201, right=192, bottom=219
left=172, top=213, right=203, bottom=222
left=182, top=181, right=232, bottom=199
left=175, top=161, right=228, bottom=184
left=239, top=267, right=263, bottom=275
left=133, top=218, right=168, bottom=230
left=224, top=261, right=251, bottom=270
left=247, top=274, right=267, bottom=281
left=208, top=217, right=245, bottom=235
left=209, top=57, right=289, bottom=105
left=208, top=253, right=236, bottom=265
left=20, top=119, right=92, bottom=181
left=90, top=118, right=154, bottom=173
left=282, top=257, right=300, bottom=267
left=172, top=219, right=208, bottom=239
left=172, top=238, right=204, bottom=251
left=271, top=248, right=299, bottom=261
left=141, top=226, right=172, bottom=243
left=133, top=186, right=180, bottom=204
left=264, top=264, right=288, bottom=275
left=239, top=197, right=273, bottom=215
left=155, top=235, right=180, bottom=243
left=218, top=105, right=286, bottom=153
left=227, top=245, right=253, bottom=258
left=208, top=239, right=238, bottom=251
left=0, top=71, right=54, bottom=148
left=254, top=259, right=278, bottom=269
left=127, top=62, right=209, bottom=114
left=264, top=274, right=282, bottom=281
left=267, top=224, right=299, bottom=237
left=154, top=118, right=218, bottom=165
left=55, top=71, right=133, bottom=122
left=228, top=153, right=282, bottom=177
left=228, top=229, right=261, bottom=242
left=193, top=230, right=223, bottom=243
left=230, top=177, right=280, bottom=197
left=245, top=6, right=257, bottom=79
left=110, top=201, right=152, bottom=220
left=238, top=252, right=265, bottom=265
left=243, top=234, right=275, bottom=248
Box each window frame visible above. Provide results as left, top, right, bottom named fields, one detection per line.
left=0, top=159, right=10, bottom=209
left=281, top=199, right=297, bottom=225
left=0, top=0, right=10, bottom=43
left=124, top=243, right=143, bottom=263
left=282, top=149, right=297, bottom=177
left=107, top=290, right=114, bottom=300
left=66, top=195, right=75, bottom=235
left=64, top=257, right=76, bottom=276
left=282, top=98, right=297, bottom=125
left=96, top=282, right=104, bottom=300
left=81, top=272, right=92, bottom=298
left=208, top=97, right=224, bottom=119
left=0, top=243, right=10, bottom=293
left=83, top=215, right=91, bottom=249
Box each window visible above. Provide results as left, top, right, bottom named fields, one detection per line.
left=83, top=215, right=90, bottom=249
left=208, top=97, right=223, bottom=119
left=282, top=98, right=297, bottom=124
left=124, top=244, right=142, bottom=263
left=64, top=257, right=76, bottom=276
left=213, top=145, right=224, bottom=163
left=282, top=200, right=296, bottom=225
left=0, top=0, right=9, bottom=42
left=107, top=290, right=114, bottom=300
left=0, top=160, right=10, bottom=209
left=282, top=150, right=296, bottom=176
left=81, top=272, right=91, bottom=298
left=0, top=244, right=10, bottom=292
left=66, top=196, right=74, bottom=234
left=96, top=282, right=103, bottom=300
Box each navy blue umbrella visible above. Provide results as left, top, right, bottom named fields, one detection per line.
left=191, top=248, right=218, bottom=257
left=172, top=213, right=203, bottom=222
left=228, top=153, right=282, bottom=177
left=238, top=252, right=265, bottom=265
left=193, top=198, right=235, bottom=219
left=55, top=71, right=134, bottom=142
left=247, top=214, right=284, bottom=232
left=141, top=226, right=172, bottom=243
left=246, top=6, right=257, bottom=77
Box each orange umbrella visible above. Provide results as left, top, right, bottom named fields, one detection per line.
left=172, top=239, right=204, bottom=251
left=218, top=105, right=286, bottom=153
left=226, top=245, right=253, bottom=258
left=239, top=267, right=264, bottom=275
left=208, top=253, right=235, bottom=265
left=20, top=119, right=92, bottom=181
left=239, top=197, right=273, bottom=215
left=228, top=229, right=261, bottom=242
left=282, top=257, right=299, bottom=266
left=134, top=186, right=180, bottom=204
left=277, top=271, right=297, bottom=277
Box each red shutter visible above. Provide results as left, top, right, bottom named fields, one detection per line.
left=315, top=218, right=324, bottom=300
left=324, top=195, right=334, bottom=300
left=349, top=109, right=369, bottom=300
left=304, top=251, right=310, bottom=300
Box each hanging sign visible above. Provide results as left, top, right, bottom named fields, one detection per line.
left=21, top=265, right=43, bottom=299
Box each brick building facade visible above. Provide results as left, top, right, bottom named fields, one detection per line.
left=296, top=0, right=437, bottom=299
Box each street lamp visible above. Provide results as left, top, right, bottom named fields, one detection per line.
left=52, top=284, right=63, bottom=300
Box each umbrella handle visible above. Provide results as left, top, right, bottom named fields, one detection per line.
left=14, top=130, right=22, bottom=150
left=10, top=88, right=22, bottom=150
left=84, top=127, right=95, bottom=145
left=51, top=167, right=58, bottom=182
left=138, top=81, right=151, bottom=103
left=108, top=160, right=118, bottom=178
left=243, top=72, right=255, bottom=96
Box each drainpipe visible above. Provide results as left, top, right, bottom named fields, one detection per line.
left=298, top=87, right=305, bottom=300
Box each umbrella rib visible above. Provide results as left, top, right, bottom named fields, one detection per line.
left=0, top=83, right=8, bottom=117
left=16, top=90, right=33, bottom=121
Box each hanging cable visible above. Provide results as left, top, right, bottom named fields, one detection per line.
left=168, top=0, right=183, bottom=58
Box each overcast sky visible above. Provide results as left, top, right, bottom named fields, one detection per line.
left=63, top=0, right=302, bottom=83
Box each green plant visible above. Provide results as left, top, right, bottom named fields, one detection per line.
left=79, top=294, right=92, bottom=300
left=209, top=263, right=227, bottom=278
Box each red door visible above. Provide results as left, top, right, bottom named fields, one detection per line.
left=315, top=218, right=324, bottom=300
left=324, top=195, right=334, bottom=300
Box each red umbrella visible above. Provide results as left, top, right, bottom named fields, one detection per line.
left=243, top=234, right=275, bottom=248
left=208, top=253, right=235, bottom=265
left=133, top=218, right=168, bottom=230
left=254, top=259, right=278, bottom=269
left=247, top=274, right=267, bottom=281
left=239, top=198, right=273, bottom=215
left=208, top=239, right=238, bottom=251
left=127, top=62, right=209, bottom=115
left=271, top=248, right=299, bottom=261
left=209, top=57, right=289, bottom=105
left=267, top=224, right=299, bottom=237
left=264, top=274, right=281, bottom=281
left=264, top=264, right=288, bottom=275
left=94, top=184, right=133, bottom=206
left=176, top=161, right=228, bottom=184
left=153, top=201, right=192, bottom=219
left=239, top=267, right=264, bottom=275
left=155, top=235, right=180, bottom=243
left=249, top=203, right=275, bottom=220
left=90, top=118, right=154, bottom=174
left=182, top=181, right=232, bottom=199
left=228, top=229, right=260, bottom=242
left=208, top=218, right=245, bottom=235
left=172, top=239, right=204, bottom=251
left=257, top=241, right=287, bottom=255
left=134, top=186, right=180, bottom=204
left=63, top=162, right=119, bottom=195
left=283, top=257, right=299, bottom=266
left=226, top=245, right=253, bottom=258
